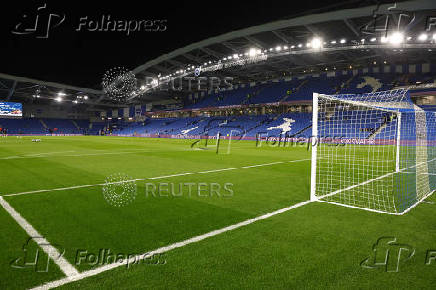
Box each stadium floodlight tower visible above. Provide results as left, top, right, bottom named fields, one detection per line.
left=310, top=89, right=436, bottom=214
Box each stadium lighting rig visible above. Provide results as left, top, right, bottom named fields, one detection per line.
left=143, top=31, right=436, bottom=96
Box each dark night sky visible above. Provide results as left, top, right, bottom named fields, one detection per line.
left=0, top=0, right=383, bottom=88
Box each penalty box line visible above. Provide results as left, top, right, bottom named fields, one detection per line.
left=3, top=159, right=310, bottom=198
left=31, top=199, right=313, bottom=290
left=0, top=196, right=79, bottom=277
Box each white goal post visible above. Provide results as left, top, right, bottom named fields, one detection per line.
left=310, top=89, right=436, bottom=214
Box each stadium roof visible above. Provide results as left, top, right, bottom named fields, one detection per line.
left=0, top=72, right=123, bottom=109
left=2, top=0, right=436, bottom=107
left=132, top=0, right=436, bottom=100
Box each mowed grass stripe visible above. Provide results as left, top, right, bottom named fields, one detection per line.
left=3, top=159, right=310, bottom=197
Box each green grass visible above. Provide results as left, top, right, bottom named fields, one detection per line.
left=1, top=136, right=435, bottom=289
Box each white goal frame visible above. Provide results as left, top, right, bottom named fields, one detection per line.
left=310, top=90, right=435, bottom=215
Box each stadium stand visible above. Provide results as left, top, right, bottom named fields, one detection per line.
left=0, top=72, right=434, bottom=137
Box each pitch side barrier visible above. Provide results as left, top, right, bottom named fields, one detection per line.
left=110, top=133, right=416, bottom=146
left=1, top=134, right=84, bottom=137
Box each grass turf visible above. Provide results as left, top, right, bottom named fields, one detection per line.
left=0, top=136, right=435, bottom=289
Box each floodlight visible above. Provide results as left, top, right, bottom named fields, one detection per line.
left=418, top=33, right=428, bottom=41
left=340, top=39, right=346, bottom=44
left=389, top=32, right=404, bottom=44
left=311, top=37, right=323, bottom=49
left=370, top=37, right=376, bottom=42
left=248, top=48, right=257, bottom=57
left=275, top=46, right=281, bottom=51
left=55, top=97, right=62, bottom=102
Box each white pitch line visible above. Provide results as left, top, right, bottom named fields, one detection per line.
left=63, top=151, right=150, bottom=157
left=22, top=151, right=76, bottom=157
left=0, top=149, right=152, bottom=160
left=242, top=161, right=284, bottom=169
left=288, top=158, right=311, bottom=163
left=0, top=196, right=79, bottom=277
left=3, top=159, right=310, bottom=197
left=31, top=200, right=312, bottom=290
left=148, top=173, right=193, bottom=180
left=401, top=172, right=436, bottom=176
left=198, top=168, right=236, bottom=174
left=3, top=185, right=96, bottom=197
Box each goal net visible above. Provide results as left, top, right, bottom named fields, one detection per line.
left=311, top=89, right=436, bottom=214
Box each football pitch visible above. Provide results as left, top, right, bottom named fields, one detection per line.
left=1, top=136, right=436, bottom=289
